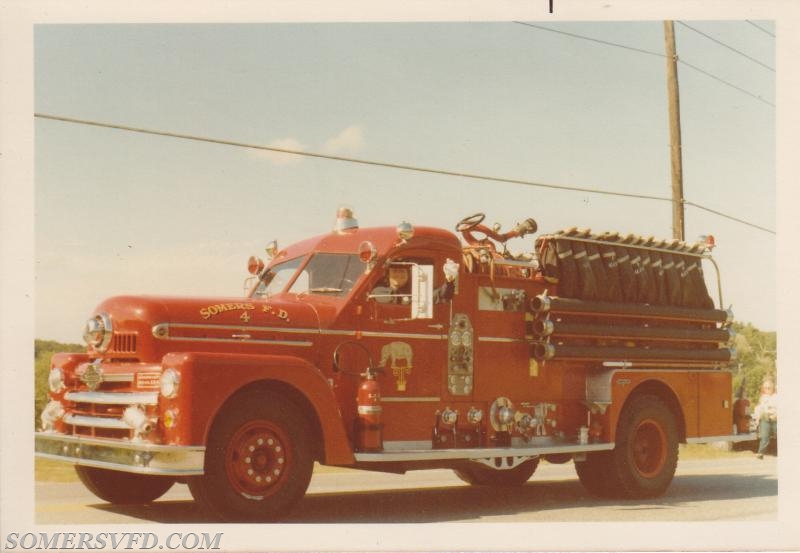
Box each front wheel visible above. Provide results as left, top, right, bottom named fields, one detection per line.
left=75, top=466, right=175, bottom=504
left=188, top=391, right=315, bottom=521
left=454, top=458, right=539, bottom=487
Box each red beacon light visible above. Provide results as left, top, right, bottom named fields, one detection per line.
left=358, top=240, right=378, bottom=272
left=247, top=256, right=265, bottom=275
left=697, top=234, right=716, bottom=251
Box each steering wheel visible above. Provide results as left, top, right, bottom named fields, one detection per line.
left=456, top=213, right=486, bottom=232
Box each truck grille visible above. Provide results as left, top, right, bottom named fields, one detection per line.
left=110, top=332, right=138, bottom=354
left=63, top=363, right=159, bottom=440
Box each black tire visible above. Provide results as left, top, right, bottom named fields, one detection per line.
left=75, top=466, right=175, bottom=504
left=576, top=395, right=679, bottom=499
left=574, top=451, right=616, bottom=497
left=609, top=394, right=679, bottom=499
left=454, top=458, right=539, bottom=487
left=188, top=391, right=315, bottom=522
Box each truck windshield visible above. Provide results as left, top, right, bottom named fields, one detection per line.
left=288, top=253, right=362, bottom=297
left=251, top=256, right=305, bottom=298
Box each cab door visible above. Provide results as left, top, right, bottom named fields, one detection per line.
left=358, top=256, right=451, bottom=442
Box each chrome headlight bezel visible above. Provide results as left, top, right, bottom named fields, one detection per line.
left=160, top=368, right=181, bottom=399
left=83, top=312, right=113, bottom=352
left=48, top=367, right=65, bottom=393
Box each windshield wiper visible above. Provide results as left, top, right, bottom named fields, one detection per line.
left=308, top=287, right=343, bottom=293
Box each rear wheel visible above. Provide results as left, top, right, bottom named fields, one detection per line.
left=75, top=466, right=174, bottom=504
left=576, top=395, right=678, bottom=499
left=188, top=391, right=315, bottom=521
left=610, top=394, right=679, bottom=498
left=454, top=458, right=539, bottom=486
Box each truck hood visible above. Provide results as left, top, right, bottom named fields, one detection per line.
left=91, top=295, right=321, bottom=361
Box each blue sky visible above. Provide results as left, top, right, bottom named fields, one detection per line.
left=32, top=20, right=776, bottom=342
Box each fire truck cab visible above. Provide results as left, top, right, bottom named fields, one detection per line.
left=36, top=208, right=750, bottom=521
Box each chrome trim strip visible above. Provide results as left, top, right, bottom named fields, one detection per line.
left=478, top=336, right=525, bottom=343
left=75, top=364, right=134, bottom=383
left=151, top=323, right=313, bottom=348
left=159, top=335, right=313, bottom=347
left=358, top=331, right=445, bottom=341
left=101, top=373, right=135, bottom=383
left=156, top=322, right=315, bottom=335
left=320, top=329, right=358, bottom=337
left=153, top=322, right=444, bottom=342
left=686, top=433, right=756, bottom=444
left=354, top=442, right=614, bottom=463
left=381, top=397, right=441, bottom=403
left=64, top=414, right=131, bottom=430
left=35, top=433, right=205, bottom=476
left=601, top=367, right=733, bottom=373
left=65, top=391, right=159, bottom=406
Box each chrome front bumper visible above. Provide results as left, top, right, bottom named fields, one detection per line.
left=35, top=432, right=205, bottom=476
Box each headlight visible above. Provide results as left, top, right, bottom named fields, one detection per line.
left=41, top=401, right=65, bottom=431
left=160, top=368, right=181, bottom=399
left=83, top=313, right=113, bottom=352
left=48, top=367, right=65, bottom=393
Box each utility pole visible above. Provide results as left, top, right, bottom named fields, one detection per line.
left=664, top=21, right=685, bottom=241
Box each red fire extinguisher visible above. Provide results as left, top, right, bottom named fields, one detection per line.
left=356, top=369, right=383, bottom=452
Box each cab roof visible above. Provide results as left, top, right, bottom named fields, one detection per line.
left=273, top=225, right=462, bottom=264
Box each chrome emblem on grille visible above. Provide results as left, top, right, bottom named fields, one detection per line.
left=80, top=363, right=103, bottom=391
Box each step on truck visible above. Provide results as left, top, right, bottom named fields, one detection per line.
left=36, top=208, right=754, bottom=521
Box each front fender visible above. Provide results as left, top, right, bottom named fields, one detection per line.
left=159, top=351, right=354, bottom=465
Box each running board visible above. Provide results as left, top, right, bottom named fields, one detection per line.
left=354, top=441, right=614, bottom=463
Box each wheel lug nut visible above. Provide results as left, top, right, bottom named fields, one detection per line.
left=257, top=438, right=264, bottom=445
left=245, top=457, right=251, bottom=464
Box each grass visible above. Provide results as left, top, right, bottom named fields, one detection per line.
left=679, top=442, right=755, bottom=459
left=35, top=443, right=756, bottom=483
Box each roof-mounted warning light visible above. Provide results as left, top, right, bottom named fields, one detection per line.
left=333, top=206, right=359, bottom=234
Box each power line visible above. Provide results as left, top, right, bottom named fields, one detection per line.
left=33, top=113, right=671, bottom=202
left=746, top=20, right=775, bottom=38
left=514, top=21, right=774, bottom=109
left=677, top=58, right=775, bottom=107
left=34, top=112, right=776, bottom=235
left=677, top=21, right=774, bottom=72
left=513, top=21, right=665, bottom=58
left=684, top=201, right=774, bottom=235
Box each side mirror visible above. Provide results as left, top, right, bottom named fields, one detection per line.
left=410, top=265, right=434, bottom=320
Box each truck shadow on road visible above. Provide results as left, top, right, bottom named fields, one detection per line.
left=95, top=472, right=777, bottom=523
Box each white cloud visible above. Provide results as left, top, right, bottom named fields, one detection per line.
left=322, top=125, right=365, bottom=156
left=252, top=137, right=307, bottom=166
left=250, top=125, right=365, bottom=167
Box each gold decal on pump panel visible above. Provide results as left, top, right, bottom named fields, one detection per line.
left=380, top=342, right=414, bottom=392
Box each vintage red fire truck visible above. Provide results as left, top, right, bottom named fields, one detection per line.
left=36, top=208, right=751, bottom=521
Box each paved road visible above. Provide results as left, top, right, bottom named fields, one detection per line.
left=35, top=455, right=777, bottom=524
